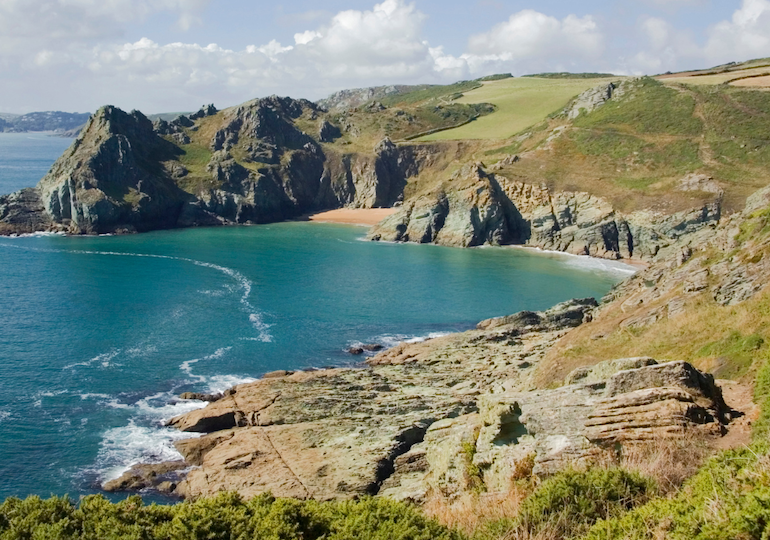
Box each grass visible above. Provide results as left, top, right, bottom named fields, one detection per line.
left=574, top=78, right=701, bottom=136
left=379, top=81, right=483, bottom=107
left=523, top=73, right=617, bottom=79
left=418, top=76, right=619, bottom=141
left=475, top=77, right=770, bottom=214
left=660, top=65, right=770, bottom=86
left=175, top=143, right=218, bottom=194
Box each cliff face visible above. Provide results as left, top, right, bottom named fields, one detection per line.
left=368, top=162, right=721, bottom=261
left=0, top=99, right=432, bottom=235
left=37, top=107, right=188, bottom=234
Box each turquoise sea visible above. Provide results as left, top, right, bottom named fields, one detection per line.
left=0, top=133, right=632, bottom=501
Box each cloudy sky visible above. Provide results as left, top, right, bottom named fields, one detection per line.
left=1, top=0, right=769, bottom=114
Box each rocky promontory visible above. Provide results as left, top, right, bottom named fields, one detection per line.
left=0, top=86, right=727, bottom=265
left=367, top=162, right=721, bottom=261
left=104, top=297, right=740, bottom=502
left=0, top=99, right=439, bottom=235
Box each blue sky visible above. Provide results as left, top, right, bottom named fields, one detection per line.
left=0, top=0, right=767, bottom=114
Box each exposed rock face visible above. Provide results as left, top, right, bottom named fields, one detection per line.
left=368, top=162, right=721, bottom=261
left=0, top=100, right=432, bottom=235
left=599, top=184, right=770, bottom=330
left=317, top=85, right=422, bottom=111
left=107, top=298, right=740, bottom=502
left=564, top=82, right=618, bottom=119
left=35, top=106, right=188, bottom=234
left=102, top=461, right=188, bottom=494
left=0, top=188, right=53, bottom=235
left=381, top=359, right=730, bottom=501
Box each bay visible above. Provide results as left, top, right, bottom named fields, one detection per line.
left=0, top=134, right=632, bottom=501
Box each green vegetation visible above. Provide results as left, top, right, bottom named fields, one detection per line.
left=696, top=331, right=765, bottom=378
left=0, top=493, right=461, bottom=540
left=523, top=72, right=617, bottom=79
left=583, top=444, right=770, bottom=540
left=378, top=81, right=482, bottom=107
left=478, top=76, right=770, bottom=212
left=419, top=76, right=619, bottom=140
left=477, top=74, right=512, bottom=82
left=573, top=78, right=702, bottom=135
left=175, top=144, right=218, bottom=194
left=474, top=468, right=654, bottom=540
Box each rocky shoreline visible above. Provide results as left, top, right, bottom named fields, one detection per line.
left=103, top=298, right=740, bottom=502
left=101, top=184, right=770, bottom=502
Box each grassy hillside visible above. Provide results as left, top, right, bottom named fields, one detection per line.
left=417, top=76, right=619, bottom=141
left=479, top=77, right=770, bottom=213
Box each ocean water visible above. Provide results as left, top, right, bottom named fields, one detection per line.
left=0, top=133, right=71, bottom=195
left=0, top=134, right=633, bottom=501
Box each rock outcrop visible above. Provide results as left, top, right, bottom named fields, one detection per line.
left=106, top=299, right=739, bottom=502
left=563, top=82, right=618, bottom=120
left=0, top=100, right=433, bottom=235
left=368, top=162, right=721, bottom=261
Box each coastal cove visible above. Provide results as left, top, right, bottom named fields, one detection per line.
left=0, top=223, right=630, bottom=501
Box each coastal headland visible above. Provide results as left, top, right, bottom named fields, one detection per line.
left=4, top=59, right=770, bottom=538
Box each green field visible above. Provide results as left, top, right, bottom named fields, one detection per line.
left=418, top=76, right=618, bottom=141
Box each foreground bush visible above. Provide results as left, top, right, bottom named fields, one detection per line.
left=0, top=492, right=463, bottom=540
left=583, top=444, right=770, bottom=540
left=475, top=468, right=654, bottom=540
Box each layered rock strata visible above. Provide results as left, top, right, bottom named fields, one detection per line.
left=107, top=299, right=737, bottom=502
left=368, top=162, right=721, bottom=261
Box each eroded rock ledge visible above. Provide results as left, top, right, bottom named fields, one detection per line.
left=368, top=162, right=721, bottom=261
left=104, top=298, right=738, bottom=502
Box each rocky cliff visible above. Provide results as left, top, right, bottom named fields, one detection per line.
left=0, top=99, right=437, bottom=235
left=368, top=162, right=721, bottom=261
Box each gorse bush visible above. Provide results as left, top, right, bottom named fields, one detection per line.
left=0, top=492, right=463, bottom=540
left=473, top=468, right=654, bottom=540
left=516, top=468, right=654, bottom=540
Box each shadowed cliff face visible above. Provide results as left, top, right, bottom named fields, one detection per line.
left=37, top=106, right=188, bottom=234
left=367, top=162, right=722, bottom=262
left=0, top=98, right=427, bottom=235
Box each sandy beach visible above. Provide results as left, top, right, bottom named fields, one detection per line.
left=305, top=208, right=397, bottom=226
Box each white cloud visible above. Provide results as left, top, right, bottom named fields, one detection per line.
left=704, top=0, right=770, bottom=64
left=466, top=10, right=603, bottom=62
left=621, top=0, right=770, bottom=74
left=5, top=0, right=769, bottom=115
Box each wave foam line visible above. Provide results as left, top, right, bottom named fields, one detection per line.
left=0, top=242, right=273, bottom=342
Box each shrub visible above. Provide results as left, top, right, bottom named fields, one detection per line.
left=0, top=493, right=462, bottom=540
left=472, top=468, right=653, bottom=540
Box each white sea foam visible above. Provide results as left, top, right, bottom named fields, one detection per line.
left=6, top=231, right=66, bottom=239
left=97, top=421, right=199, bottom=482
left=126, top=345, right=158, bottom=358
left=350, top=331, right=453, bottom=352
left=0, top=411, right=11, bottom=422
left=0, top=242, right=274, bottom=342
left=89, top=343, right=258, bottom=482
left=64, top=350, right=121, bottom=370
left=180, top=347, right=233, bottom=383
left=206, top=374, right=256, bottom=394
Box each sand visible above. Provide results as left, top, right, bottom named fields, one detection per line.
left=305, top=208, right=397, bottom=226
